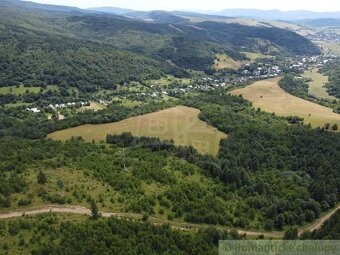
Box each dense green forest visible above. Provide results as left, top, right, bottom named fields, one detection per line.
left=320, top=60, right=340, bottom=98
left=0, top=214, right=242, bottom=255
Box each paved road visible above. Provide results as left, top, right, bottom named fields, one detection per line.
left=0, top=204, right=339, bottom=238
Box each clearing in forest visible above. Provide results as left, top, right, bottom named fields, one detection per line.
left=0, top=85, right=41, bottom=95
left=302, top=69, right=337, bottom=101
left=214, top=52, right=269, bottom=70
left=231, top=78, right=340, bottom=128
left=47, top=106, right=227, bottom=155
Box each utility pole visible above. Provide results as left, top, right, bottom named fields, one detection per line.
left=123, top=147, right=127, bottom=171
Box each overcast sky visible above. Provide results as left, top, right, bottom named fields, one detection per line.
left=28, top=0, right=340, bottom=12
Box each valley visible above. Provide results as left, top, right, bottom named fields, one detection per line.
left=0, top=0, right=340, bottom=254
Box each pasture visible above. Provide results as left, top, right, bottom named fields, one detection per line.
left=0, top=85, right=41, bottom=95
left=231, top=78, right=340, bottom=128
left=214, top=52, right=269, bottom=70
left=302, top=69, right=337, bottom=101
left=78, top=102, right=105, bottom=112
left=242, top=52, right=270, bottom=62
left=214, top=54, right=243, bottom=70
left=318, top=41, right=340, bottom=55
left=47, top=106, right=227, bottom=156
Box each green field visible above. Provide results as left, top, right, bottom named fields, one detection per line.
left=302, top=69, right=337, bottom=101
left=144, top=76, right=192, bottom=88
left=0, top=85, right=41, bottom=95
left=4, top=102, right=31, bottom=108
left=47, top=106, right=227, bottom=155
left=214, top=52, right=269, bottom=70
left=78, top=102, right=106, bottom=112
left=242, top=52, right=269, bottom=61
left=231, top=78, right=340, bottom=128
left=214, top=54, right=244, bottom=70
left=318, top=41, right=340, bottom=55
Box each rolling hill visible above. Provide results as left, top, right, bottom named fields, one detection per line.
left=0, top=0, right=320, bottom=93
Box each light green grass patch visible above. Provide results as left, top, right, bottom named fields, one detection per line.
left=0, top=85, right=41, bottom=95
left=4, top=102, right=31, bottom=108
left=302, top=69, right=337, bottom=101
left=242, top=52, right=270, bottom=61
left=145, top=76, right=191, bottom=88
left=318, top=41, right=340, bottom=55
left=214, top=52, right=270, bottom=70
left=78, top=102, right=105, bottom=112
left=46, top=85, right=59, bottom=92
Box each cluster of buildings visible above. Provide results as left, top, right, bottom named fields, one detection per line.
left=48, top=102, right=88, bottom=110
left=308, top=32, right=340, bottom=43
left=163, top=54, right=337, bottom=96
left=26, top=101, right=90, bottom=114
left=25, top=107, right=41, bottom=113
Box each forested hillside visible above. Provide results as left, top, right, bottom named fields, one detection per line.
left=0, top=0, right=320, bottom=93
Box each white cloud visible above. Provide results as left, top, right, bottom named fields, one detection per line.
left=28, top=0, right=340, bottom=12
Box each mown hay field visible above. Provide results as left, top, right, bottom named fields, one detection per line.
left=47, top=106, right=227, bottom=156
left=231, top=78, right=340, bottom=128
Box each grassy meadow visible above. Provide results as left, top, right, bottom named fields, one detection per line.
left=0, top=85, right=41, bottom=95
left=242, top=52, right=269, bottom=62
left=214, top=52, right=269, bottom=70
left=318, top=41, right=340, bottom=55
left=231, top=78, right=340, bottom=128
left=77, top=102, right=106, bottom=112
left=302, top=69, right=337, bottom=101
left=47, top=106, right=227, bottom=155
left=214, top=54, right=244, bottom=70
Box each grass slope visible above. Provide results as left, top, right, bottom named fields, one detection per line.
left=302, top=69, right=337, bottom=101
left=231, top=78, right=340, bottom=127
left=318, top=41, right=340, bottom=55
left=0, top=85, right=40, bottom=95
left=214, top=54, right=244, bottom=70
left=214, top=52, right=270, bottom=70
left=47, top=106, right=227, bottom=155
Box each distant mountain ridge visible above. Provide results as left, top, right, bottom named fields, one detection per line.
left=89, top=6, right=340, bottom=21
left=1, top=0, right=85, bottom=13
left=0, top=0, right=321, bottom=91
left=206, top=9, right=340, bottom=21
left=295, top=18, right=340, bottom=27
left=87, top=6, right=133, bottom=15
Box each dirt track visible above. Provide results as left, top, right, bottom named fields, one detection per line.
left=0, top=204, right=339, bottom=238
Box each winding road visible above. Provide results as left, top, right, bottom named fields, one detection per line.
left=0, top=204, right=339, bottom=238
